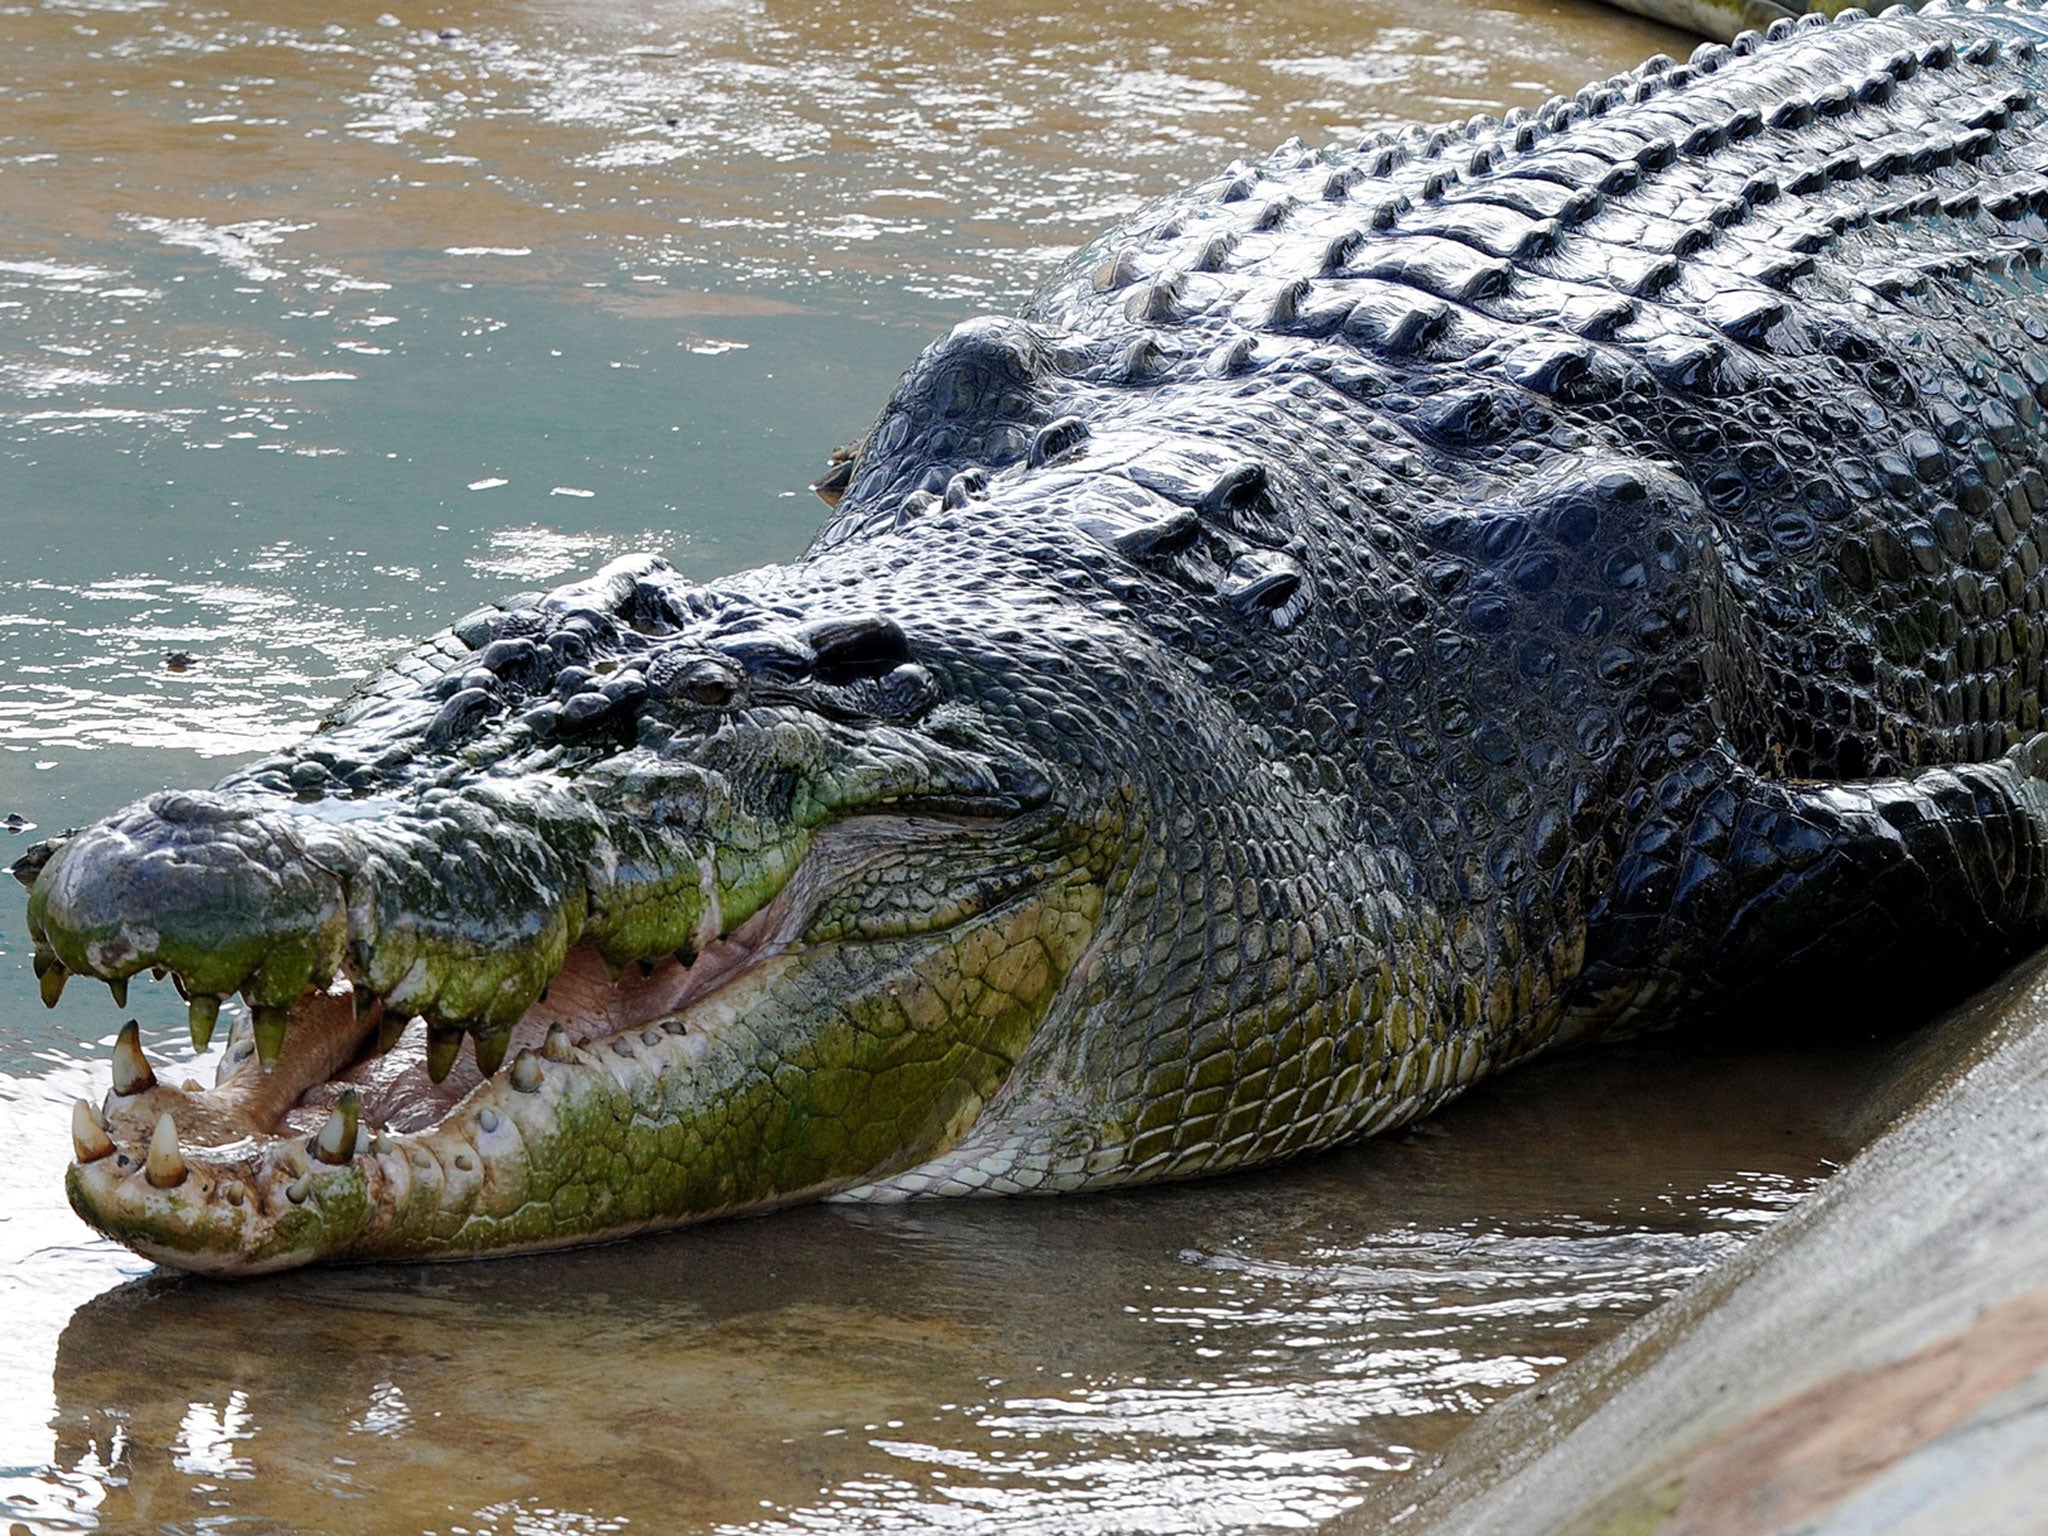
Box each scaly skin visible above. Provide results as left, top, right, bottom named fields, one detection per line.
left=26, top=0, right=2048, bottom=1271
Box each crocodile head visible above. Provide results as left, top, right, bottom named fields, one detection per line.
left=26, top=551, right=1119, bottom=1272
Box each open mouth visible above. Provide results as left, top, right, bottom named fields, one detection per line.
left=251, top=932, right=777, bottom=1145
left=130, top=860, right=812, bottom=1154
left=39, top=800, right=1085, bottom=1273
left=65, top=904, right=802, bottom=1267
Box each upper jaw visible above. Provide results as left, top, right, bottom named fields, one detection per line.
left=28, top=725, right=1045, bottom=1076
left=26, top=548, right=1052, bottom=1085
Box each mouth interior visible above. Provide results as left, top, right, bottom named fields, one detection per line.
left=215, top=881, right=800, bottom=1145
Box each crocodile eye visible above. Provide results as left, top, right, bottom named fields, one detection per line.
left=720, top=632, right=814, bottom=682
left=652, top=654, right=747, bottom=710
left=681, top=669, right=741, bottom=709
left=874, top=662, right=939, bottom=720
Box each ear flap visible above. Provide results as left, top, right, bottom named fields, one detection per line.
left=811, top=448, right=857, bottom=508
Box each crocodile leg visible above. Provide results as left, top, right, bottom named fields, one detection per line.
left=1574, top=737, right=2048, bottom=1031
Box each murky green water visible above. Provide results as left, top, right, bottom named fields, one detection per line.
left=0, top=0, right=1905, bottom=1531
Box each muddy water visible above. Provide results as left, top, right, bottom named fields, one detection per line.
left=0, top=0, right=1899, bottom=1531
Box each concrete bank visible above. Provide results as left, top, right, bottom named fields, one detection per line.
left=1332, top=954, right=2048, bottom=1536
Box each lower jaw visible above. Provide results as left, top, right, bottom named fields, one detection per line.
left=70, top=1011, right=688, bottom=1277
left=64, top=837, right=1097, bottom=1273
left=67, top=955, right=796, bottom=1273
left=64, top=875, right=818, bottom=1270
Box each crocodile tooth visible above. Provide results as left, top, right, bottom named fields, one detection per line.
left=252, top=1005, right=289, bottom=1071
left=108, top=976, right=128, bottom=1009
left=313, top=1091, right=359, bottom=1165
left=426, top=1024, right=464, bottom=1084
left=188, top=995, right=221, bottom=1052
left=354, top=987, right=377, bottom=1021
left=472, top=1027, right=511, bottom=1078
left=541, top=1023, right=578, bottom=1063
left=71, top=1099, right=113, bottom=1163
left=39, top=963, right=67, bottom=1009
left=144, top=1112, right=186, bottom=1189
left=111, top=1020, right=157, bottom=1097
left=375, top=1011, right=411, bottom=1056
left=511, top=1050, right=543, bottom=1092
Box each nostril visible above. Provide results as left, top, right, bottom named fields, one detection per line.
left=804, top=615, right=910, bottom=684
left=11, top=833, right=70, bottom=892
left=153, top=792, right=225, bottom=827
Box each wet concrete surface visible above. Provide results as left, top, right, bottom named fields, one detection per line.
left=1339, top=954, right=2048, bottom=1536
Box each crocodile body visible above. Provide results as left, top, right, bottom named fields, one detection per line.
left=29, top=0, right=2048, bottom=1270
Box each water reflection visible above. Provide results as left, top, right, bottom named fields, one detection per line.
left=24, top=1040, right=1878, bottom=1535
left=2, top=565, right=400, bottom=758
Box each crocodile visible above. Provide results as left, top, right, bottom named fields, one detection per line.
left=24, top=0, right=2048, bottom=1274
